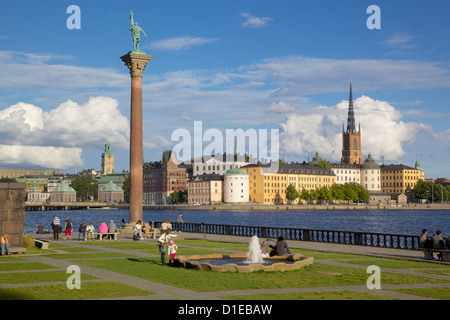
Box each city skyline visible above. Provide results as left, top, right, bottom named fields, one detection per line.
left=0, top=1, right=449, bottom=179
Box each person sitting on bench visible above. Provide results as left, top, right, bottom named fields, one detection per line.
left=431, top=230, right=446, bottom=261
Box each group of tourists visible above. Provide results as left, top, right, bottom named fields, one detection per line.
left=133, top=220, right=155, bottom=240
left=260, top=236, right=292, bottom=257
left=419, top=229, right=449, bottom=261
left=37, top=215, right=118, bottom=241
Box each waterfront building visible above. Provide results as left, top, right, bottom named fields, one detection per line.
left=368, top=193, right=391, bottom=205
left=0, top=168, right=61, bottom=179
left=101, top=141, right=115, bottom=175
left=192, top=153, right=255, bottom=176
left=360, top=153, right=381, bottom=192
left=341, top=82, right=363, bottom=165
left=143, top=151, right=187, bottom=205
left=187, top=174, right=223, bottom=205
left=49, top=181, right=76, bottom=202
left=242, top=163, right=335, bottom=205
left=26, top=184, right=50, bottom=203
left=16, top=177, right=48, bottom=192
left=380, top=164, right=422, bottom=194
left=98, top=181, right=124, bottom=204
left=330, top=162, right=361, bottom=185
left=223, top=168, right=250, bottom=203
left=97, top=172, right=128, bottom=190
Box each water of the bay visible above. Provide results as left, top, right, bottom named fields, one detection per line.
left=24, top=208, right=449, bottom=236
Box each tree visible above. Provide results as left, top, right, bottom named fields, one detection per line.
left=342, top=182, right=370, bottom=203
left=170, top=190, right=188, bottom=204
left=70, top=176, right=97, bottom=201
left=330, top=183, right=345, bottom=202
left=299, top=189, right=310, bottom=204
left=317, top=186, right=332, bottom=203
left=122, top=175, right=130, bottom=198
left=413, top=180, right=437, bottom=202
left=317, top=159, right=332, bottom=170
left=308, top=189, right=319, bottom=203
left=285, top=184, right=300, bottom=204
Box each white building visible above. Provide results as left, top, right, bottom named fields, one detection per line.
left=26, top=185, right=50, bottom=203
left=223, top=168, right=250, bottom=203
left=330, top=163, right=361, bottom=185
left=192, top=154, right=256, bottom=176
left=360, top=153, right=381, bottom=192
left=327, top=153, right=381, bottom=192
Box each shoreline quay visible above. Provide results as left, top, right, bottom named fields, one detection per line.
left=141, top=203, right=450, bottom=211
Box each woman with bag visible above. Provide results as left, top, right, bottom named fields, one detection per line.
left=157, top=229, right=180, bottom=266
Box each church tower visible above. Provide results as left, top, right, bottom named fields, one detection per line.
left=341, top=82, right=363, bottom=165
left=101, top=140, right=115, bottom=175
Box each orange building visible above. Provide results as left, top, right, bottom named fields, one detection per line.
left=341, top=82, right=363, bottom=165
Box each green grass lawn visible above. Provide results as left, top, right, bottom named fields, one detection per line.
left=0, top=238, right=448, bottom=300
left=71, top=256, right=449, bottom=292
left=0, top=281, right=154, bottom=300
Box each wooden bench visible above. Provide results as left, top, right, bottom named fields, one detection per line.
left=422, top=248, right=450, bottom=262
left=91, top=232, right=119, bottom=240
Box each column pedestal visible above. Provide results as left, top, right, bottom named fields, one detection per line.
left=120, top=52, right=152, bottom=225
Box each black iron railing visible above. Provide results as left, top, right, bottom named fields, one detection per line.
left=153, top=221, right=423, bottom=250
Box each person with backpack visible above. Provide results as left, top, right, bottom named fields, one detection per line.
left=64, top=216, right=73, bottom=240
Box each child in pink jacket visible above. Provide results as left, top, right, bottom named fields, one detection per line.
left=168, top=240, right=178, bottom=266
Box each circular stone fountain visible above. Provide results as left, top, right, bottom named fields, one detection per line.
left=173, top=236, right=314, bottom=273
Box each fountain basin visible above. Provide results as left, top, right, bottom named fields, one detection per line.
left=174, top=253, right=314, bottom=273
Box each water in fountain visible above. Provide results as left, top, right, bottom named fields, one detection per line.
left=243, top=235, right=265, bottom=264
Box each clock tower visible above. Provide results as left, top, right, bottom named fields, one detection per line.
left=341, top=82, right=363, bottom=165
left=101, top=141, right=115, bottom=175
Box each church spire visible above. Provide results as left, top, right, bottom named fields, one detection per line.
left=346, top=81, right=356, bottom=134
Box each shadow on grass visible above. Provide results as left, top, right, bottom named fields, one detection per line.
left=127, top=257, right=161, bottom=266
left=0, top=291, right=35, bottom=300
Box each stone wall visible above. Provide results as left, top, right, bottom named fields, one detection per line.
left=0, top=183, right=27, bottom=248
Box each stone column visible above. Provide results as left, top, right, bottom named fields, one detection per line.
left=120, top=53, right=152, bottom=227
left=0, top=183, right=27, bottom=248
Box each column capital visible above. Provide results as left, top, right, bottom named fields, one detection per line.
left=120, top=52, right=153, bottom=78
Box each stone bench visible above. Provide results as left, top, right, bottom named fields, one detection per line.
left=9, top=247, right=26, bottom=254
left=147, top=228, right=160, bottom=239
left=35, top=239, right=49, bottom=249
left=91, top=232, right=119, bottom=240
left=422, top=248, right=450, bottom=262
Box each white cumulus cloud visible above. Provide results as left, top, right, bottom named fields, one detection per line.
left=0, top=97, right=130, bottom=169
left=149, top=36, right=218, bottom=51
left=241, top=13, right=272, bottom=28
left=279, top=95, right=433, bottom=163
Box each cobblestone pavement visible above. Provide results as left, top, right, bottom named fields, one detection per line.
left=1, top=232, right=449, bottom=301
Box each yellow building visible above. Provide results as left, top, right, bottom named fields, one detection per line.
left=380, top=164, right=423, bottom=194
left=242, top=163, right=336, bottom=204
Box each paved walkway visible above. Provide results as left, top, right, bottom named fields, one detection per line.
left=1, top=232, right=449, bottom=300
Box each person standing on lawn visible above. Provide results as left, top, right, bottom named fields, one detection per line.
left=158, top=229, right=180, bottom=266
left=64, top=216, right=73, bottom=240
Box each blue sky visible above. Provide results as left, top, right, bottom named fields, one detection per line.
left=0, top=0, right=449, bottom=178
